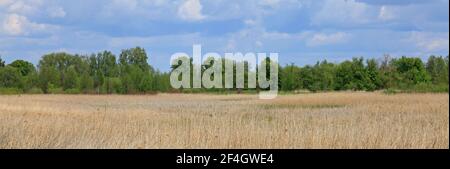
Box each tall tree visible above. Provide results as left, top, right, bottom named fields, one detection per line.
left=8, top=60, right=37, bottom=91
left=39, top=53, right=81, bottom=88
left=393, top=56, right=430, bottom=87
left=426, top=55, right=448, bottom=85
left=9, top=60, right=36, bottom=76
left=63, top=66, right=78, bottom=90
left=119, top=47, right=151, bottom=72
left=78, top=70, right=94, bottom=94
left=314, top=61, right=336, bottom=91
left=38, top=66, right=59, bottom=93
left=0, top=56, right=5, bottom=67
left=299, top=65, right=315, bottom=91
left=281, top=63, right=301, bottom=91
left=335, top=57, right=372, bottom=91
left=0, top=66, right=21, bottom=88
left=366, top=59, right=383, bottom=91
left=119, top=47, right=154, bottom=93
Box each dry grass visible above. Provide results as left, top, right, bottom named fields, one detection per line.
left=0, top=92, right=448, bottom=149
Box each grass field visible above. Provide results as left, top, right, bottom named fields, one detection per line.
left=0, top=92, right=448, bottom=149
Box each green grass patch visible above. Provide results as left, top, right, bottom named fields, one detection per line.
left=0, top=88, right=23, bottom=95
left=262, top=104, right=345, bottom=109
left=384, top=83, right=449, bottom=94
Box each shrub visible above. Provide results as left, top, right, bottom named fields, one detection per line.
left=0, top=88, right=22, bottom=95
left=65, top=88, right=81, bottom=94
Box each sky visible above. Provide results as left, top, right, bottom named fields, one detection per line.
left=0, top=0, right=449, bottom=71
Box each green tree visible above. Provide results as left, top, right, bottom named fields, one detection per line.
left=0, top=66, right=21, bottom=88
left=281, top=63, right=301, bottom=91
left=119, top=65, right=146, bottom=93
left=118, top=47, right=154, bottom=94
left=335, top=57, right=372, bottom=91
left=299, top=65, right=316, bottom=91
left=63, top=66, right=78, bottom=90
left=38, top=66, right=59, bottom=93
left=153, top=71, right=171, bottom=92
left=335, top=61, right=352, bottom=90
left=446, top=56, right=449, bottom=84
left=111, top=77, right=123, bottom=94
left=87, top=51, right=119, bottom=93
left=257, top=57, right=280, bottom=91
left=20, top=71, right=38, bottom=92
left=39, top=53, right=82, bottom=88
left=8, top=60, right=38, bottom=92
left=119, top=47, right=151, bottom=72
left=78, top=70, right=94, bottom=94
left=393, top=56, right=430, bottom=87
left=426, top=55, right=448, bottom=85
left=366, top=59, right=383, bottom=91
left=139, top=72, right=154, bottom=92
left=98, top=51, right=118, bottom=77
left=379, top=54, right=396, bottom=89
left=0, top=56, right=6, bottom=67
left=9, top=60, right=36, bottom=76
left=314, top=61, right=336, bottom=91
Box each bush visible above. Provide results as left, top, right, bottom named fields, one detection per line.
left=384, top=83, right=448, bottom=94
left=49, top=87, right=64, bottom=94
left=0, top=66, right=22, bottom=88
left=409, top=83, right=448, bottom=93
left=65, top=88, right=81, bottom=94
left=383, top=88, right=400, bottom=95
left=27, top=87, right=44, bottom=94
left=0, top=88, right=22, bottom=95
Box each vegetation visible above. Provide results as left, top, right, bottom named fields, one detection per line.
left=1, top=52, right=448, bottom=149
left=0, top=93, right=447, bottom=148
left=280, top=55, right=448, bottom=93
left=0, top=50, right=448, bottom=94
left=0, top=48, right=171, bottom=94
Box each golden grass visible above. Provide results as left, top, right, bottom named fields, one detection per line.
left=0, top=92, right=448, bottom=149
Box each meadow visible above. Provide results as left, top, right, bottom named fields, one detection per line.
left=0, top=92, right=448, bottom=149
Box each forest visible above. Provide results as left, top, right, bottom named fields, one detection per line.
left=0, top=47, right=448, bottom=94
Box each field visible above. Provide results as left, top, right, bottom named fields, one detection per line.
left=0, top=92, right=448, bottom=149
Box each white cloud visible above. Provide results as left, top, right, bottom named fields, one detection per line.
left=1, top=14, right=55, bottom=36
left=8, top=1, right=34, bottom=14
left=47, top=6, right=66, bottom=18
left=378, top=6, right=395, bottom=21
left=143, top=0, right=168, bottom=6
left=178, top=0, right=206, bottom=21
left=100, top=0, right=139, bottom=18
left=424, top=39, right=449, bottom=52
left=112, top=0, right=138, bottom=11
left=307, top=32, right=349, bottom=47
left=259, top=0, right=281, bottom=7
left=409, top=32, right=449, bottom=52
left=255, top=40, right=263, bottom=47
left=259, top=0, right=308, bottom=9
left=313, top=0, right=372, bottom=25
left=0, top=0, right=13, bottom=6
left=6, top=0, right=43, bottom=15
left=244, top=19, right=258, bottom=26
left=100, top=0, right=176, bottom=20
left=2, top=14, right=29, bottom=35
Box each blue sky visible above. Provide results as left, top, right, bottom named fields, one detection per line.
left=0, top=0, right=448, bottom=71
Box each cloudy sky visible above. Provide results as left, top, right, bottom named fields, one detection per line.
left=0, top=0, right=449, bottom=71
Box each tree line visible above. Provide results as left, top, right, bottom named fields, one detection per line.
left=279, top=55, right=448, bottom=93
left=0, top=47, right=171, bottom=94
left=0, top=48, right=448, bottom=94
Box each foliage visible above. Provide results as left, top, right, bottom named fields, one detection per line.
left=0, top=66, right=21, bottom=88
left=0, top=56, right=5, bottom=68
left=1, top=49, right=448, bottom=94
